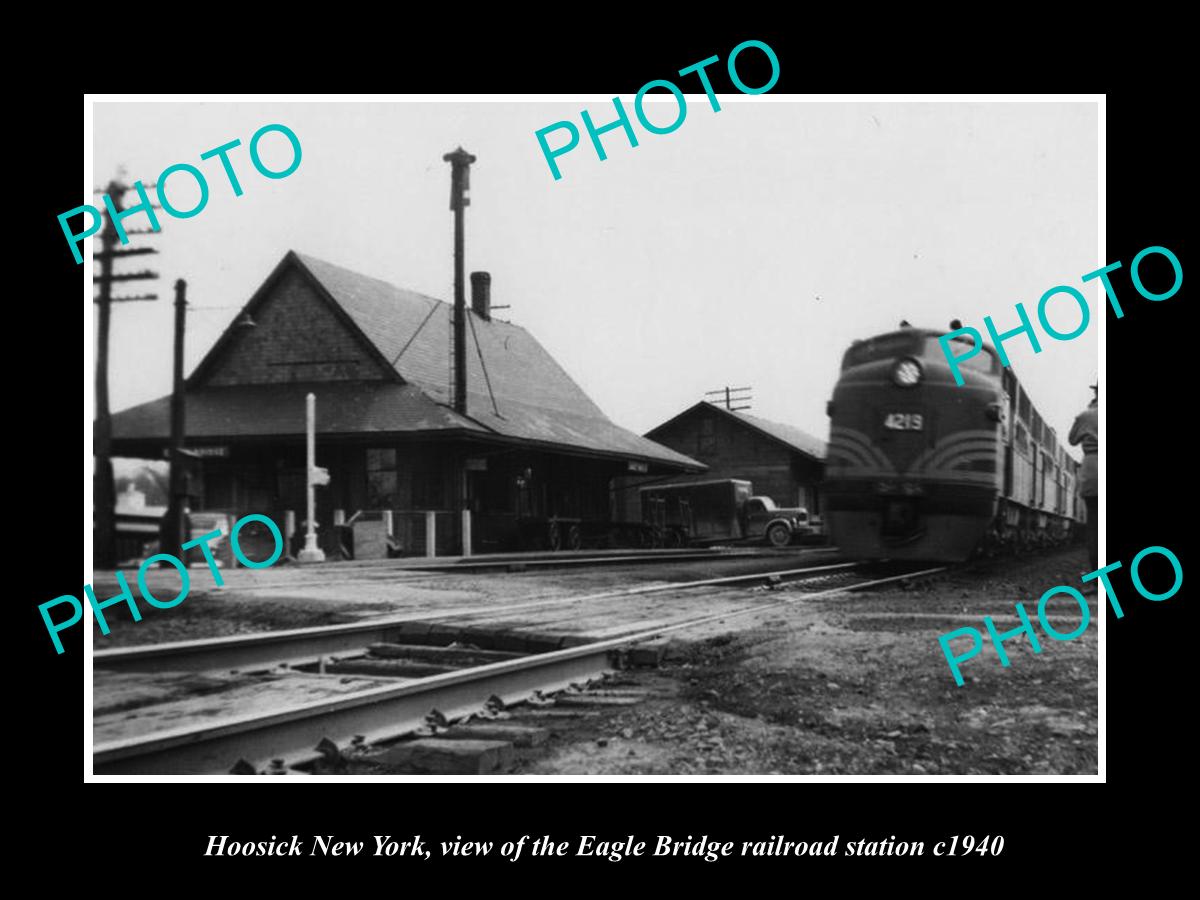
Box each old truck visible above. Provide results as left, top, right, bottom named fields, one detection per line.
left=639, top=478, right=814, bottom=548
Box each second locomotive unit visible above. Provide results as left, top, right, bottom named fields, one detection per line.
left=823, top=325, right=1084, bottom=562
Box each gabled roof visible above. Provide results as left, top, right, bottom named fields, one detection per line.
left=647, top=401, right=827, bottom=462
left=116, top=252, right=701, bottom=470
left=293, top=253, right=610, bottom=419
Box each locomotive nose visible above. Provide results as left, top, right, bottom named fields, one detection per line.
left=881, top=498, right=922, bottom=540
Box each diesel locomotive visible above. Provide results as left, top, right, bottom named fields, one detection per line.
left=823, top=325, right=1085, bottom=562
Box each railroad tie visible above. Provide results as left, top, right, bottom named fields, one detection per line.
left=366, top=642, right=524, bottom=666
left=375, top=738, right=515, bottom=775
left=554, top=693, right=646, bottom=707
left=436, top=722, right=550, bottom=747
left=323, top=658, right=459, bottom=678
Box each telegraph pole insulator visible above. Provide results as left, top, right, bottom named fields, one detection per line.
left=95, top=247, right=158, bottom=261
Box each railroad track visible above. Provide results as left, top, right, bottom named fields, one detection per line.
left=92, top=562, right=945, bottom=775
left=93, top=560, right=861, bottom=675
left=397, top=546, right=802, bottom=573
left=97, top=547, right=831, bottom=599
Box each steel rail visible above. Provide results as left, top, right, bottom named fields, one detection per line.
left=97, top=548, right=829, bottom=598
left=230, top=547, right=810, bottom=584
left=399, top=547, right=779, bottom=571
left=92, top=565, right=946, bottom=775
left=94, top=562, right=863, bottom=675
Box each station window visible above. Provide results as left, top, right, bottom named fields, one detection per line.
left=365, top=447, right=397, bottom=509
left=412, top=466, right=446, bottom=510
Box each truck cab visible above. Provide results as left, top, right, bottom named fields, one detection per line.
left=742, top=496, right=811, bottom=547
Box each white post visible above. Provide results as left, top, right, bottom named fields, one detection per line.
left=461, top=509, right=472, bottom=557
left=425, top=511, right=437, bottom=559
left=382, top=509, right=393, bottom=539
left=298, top=392, right=326, bottom=563
left=284, top=509, right=296, bottom=559
left=333, top=509, right=345, bottom=526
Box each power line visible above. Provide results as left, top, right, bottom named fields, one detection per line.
left=466, top=303, right=502, bottom=418
left=390, top=299, right=441, bottom=368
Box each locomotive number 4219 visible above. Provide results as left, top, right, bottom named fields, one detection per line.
left=884, top=413, right=924, bottom=431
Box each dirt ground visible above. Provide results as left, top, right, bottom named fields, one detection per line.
left=92, top=546, right=1098, bottom=775
left=515, top=548, right=1098, bottom=775
left=89, top=550, right=831, bottom=647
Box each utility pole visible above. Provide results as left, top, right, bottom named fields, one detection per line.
left=443, top=146, right=476, bottom=415
left=93, top=179, right=159, bottom=568
left=160, top=279, right=189, bottom=558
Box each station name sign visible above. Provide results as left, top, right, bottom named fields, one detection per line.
left=166, top=446, right=230, bottom=458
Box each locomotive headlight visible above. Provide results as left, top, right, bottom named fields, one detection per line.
left=893, top=358, right=923, bottom=387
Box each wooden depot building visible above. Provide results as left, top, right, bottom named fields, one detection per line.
left=644, top=401, right=827, bottom=514
left=111, top=251, right=702, bottom=557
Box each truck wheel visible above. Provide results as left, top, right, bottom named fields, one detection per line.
left=767, top=523, right=791, bottom=548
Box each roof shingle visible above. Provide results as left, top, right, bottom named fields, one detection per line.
left=647, top=401, right=827, bottom=462
left=725, top=407, right=827, bottom=460
left=113, top=252, right=701, bottom=470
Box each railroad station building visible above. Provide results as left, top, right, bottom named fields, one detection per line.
left=642, top=401, right=827, bottom=514
left=110, top=251, right=703, bottom=557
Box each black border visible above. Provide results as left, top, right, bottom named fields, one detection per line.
left=25, top=28, right=1188, bottom=881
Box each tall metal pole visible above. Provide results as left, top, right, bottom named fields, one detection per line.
left=453, top=194, right=466, bottom=413
left=298, top=391, right=325, bottom=562
left=443, top=146, right=476, bottom=415
left=161, top=279, right=188, bottom=557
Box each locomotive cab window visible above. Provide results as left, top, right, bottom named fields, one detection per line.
left=841, top=332, right=998, bottom=373
left=924, top=337, right=997, bottom=373
left=842, top=334, right=922, bottom=368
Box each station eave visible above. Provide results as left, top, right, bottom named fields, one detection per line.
left=110, top=382, right=705, bottom=473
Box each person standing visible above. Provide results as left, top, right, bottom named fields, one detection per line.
left=1069, top=383, right=1099, bottom=571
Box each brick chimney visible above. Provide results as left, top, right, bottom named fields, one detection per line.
left=470, top=271, right=491, bottom=321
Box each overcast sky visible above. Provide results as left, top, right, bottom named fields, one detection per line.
left=93, top=99, right=1098, bottom=456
